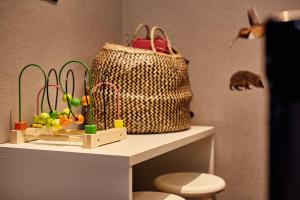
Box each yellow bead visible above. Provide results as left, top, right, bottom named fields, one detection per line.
left=114, top=119, right=124, bottom=128
left=63, top=93, right=72, bottom=102
left=32, top=123, right=42, bottom=128
left=33, top=115, right=39, bottom=123
left=62, top=108, right=70, bottom=116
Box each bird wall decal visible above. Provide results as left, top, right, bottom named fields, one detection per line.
left=230, top=7, right=265, bottom=47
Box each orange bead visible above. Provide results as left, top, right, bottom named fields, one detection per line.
left=74, top=114, right=84, bottom=124
left=59, top=115, right=65, bottom=124
left=59, top=115, right=72, bottom=127
left=81, top=95, right=90, bottom=106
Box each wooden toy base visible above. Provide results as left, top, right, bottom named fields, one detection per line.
left=10, top=127, right=127, bottom=149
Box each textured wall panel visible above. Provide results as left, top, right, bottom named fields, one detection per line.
left=0, top=0, right=122, bottom=143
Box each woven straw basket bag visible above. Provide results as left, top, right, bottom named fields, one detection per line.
left=92, top=25, right=193, bottom=134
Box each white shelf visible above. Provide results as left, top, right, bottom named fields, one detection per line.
left=0, top=125, right=215, bottom=200
left=0, top=126, right=214, bottom=166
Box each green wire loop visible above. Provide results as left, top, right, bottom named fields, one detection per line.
left=18, top=64, right=48, bottom=122
left=58, top=60, right=93, bottom=125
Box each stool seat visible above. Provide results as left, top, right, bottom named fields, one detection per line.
left=133, top=191, right=185, bottom=200
left=154, top=172, right=226, bottom=198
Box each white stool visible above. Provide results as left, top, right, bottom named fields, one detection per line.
left=133, top=191, right=186, bottom=200
left=154, top=172, right=226, bottom=200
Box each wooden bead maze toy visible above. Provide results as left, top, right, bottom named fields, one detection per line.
left=10, top=60, right=127, bottom=148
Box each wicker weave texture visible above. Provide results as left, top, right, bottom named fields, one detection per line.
left=92, top=42, right=192, bottom=134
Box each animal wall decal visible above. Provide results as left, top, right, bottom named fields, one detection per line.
left=229, top=6, right=265, bottom=91
left=230, top=70, right=264, bottom=91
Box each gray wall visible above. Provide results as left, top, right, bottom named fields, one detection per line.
left=122, top=1, right=300, bottom=200
left=0, top=0, right=122, bottom=142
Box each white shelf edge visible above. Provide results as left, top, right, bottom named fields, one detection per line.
left=129, top=126, right=214, bottom=166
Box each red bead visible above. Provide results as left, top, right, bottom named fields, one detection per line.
left=15, top=122, right=27, bottom=130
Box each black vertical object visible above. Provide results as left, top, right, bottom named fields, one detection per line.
left=266, top=11, right=300, bottom=200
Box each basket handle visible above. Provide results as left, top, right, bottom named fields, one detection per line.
left=150, top=26, right=174, bottom=54
left=127, top=23, right=150, bottom=46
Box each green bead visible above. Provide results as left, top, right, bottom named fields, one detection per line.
left=52, top=119, right=61, bottom=130
left=49, top=110, right=58, bottom=119
left=40, top=112, right=50, bottom=120
left=85, top=124, right=97, bottom=134
left=39, top=118, right=46, bottom=124
left=71, top=98, right=81, bottom=107
left=63, top=93, right=73, bottom=102
left=46, top=118, right=53, bottom=128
